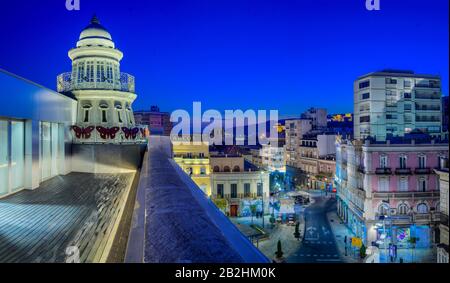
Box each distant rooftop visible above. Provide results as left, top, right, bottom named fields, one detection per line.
left=358, top=69, right=440, bottom=80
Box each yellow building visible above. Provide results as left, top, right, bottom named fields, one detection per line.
left=172, top=139, right=211, bottom=196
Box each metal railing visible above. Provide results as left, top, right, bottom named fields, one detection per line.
left=57, top=72, right=136, bottom=93
left=373, top=190, right=440, bottom=199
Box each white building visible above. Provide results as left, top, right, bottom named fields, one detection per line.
left=210, top=155, right=270, bottom=217
left=0, top=69, right=76, bottom=198
left=354, top=70, right=443, bottom=141
left=57, top=16, right=145, bottom=144
left=259, top=142, right=286, bottom=172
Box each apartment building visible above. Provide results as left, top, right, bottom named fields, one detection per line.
left=210, top=155, right=269, bottom=217
left=336, top=135, right=448, bottom=248
left=436, top=168, right=449, bottom=263
left=285, top=119, right=312, bottom=168
left=172, top=138, right=211, bottom=196
left=297, top=133, right=336, bottom=190
left=301, top=107, right=328, bottom=130
left=259, top=141, right=286, bottom=173
left=354, top=70, right=443, bottom=141
left=134, top=105, right=172, bottom=136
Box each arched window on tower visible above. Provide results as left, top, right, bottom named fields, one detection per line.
left=114, top=102, right=123, bottom=124
left=99, top=101, right=109, bottom=123
left=82, top=102, right=92, bottom=123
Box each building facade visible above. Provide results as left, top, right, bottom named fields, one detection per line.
left=301, top=107, right=328, bottom=130
left=285, top=119, right=312, bottom=168
left=336, top=136, right=448, bottom=248
left=1, top=69, right=76, bottom=198
left=354, top=70, right=443, bottom=141
left=134, top=105, right=172, bottom=136
left=210, top=155, right=269, bottom=217
left=57, top=16, right=146, bottom=144
left=172, top=139, right=211, bottom=196
left=436, top=168, right=449, bottom=263
left=259, top=142, right=286, bottom=172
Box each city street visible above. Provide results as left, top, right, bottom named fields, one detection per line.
left=287, top=192, right=342, bottom=263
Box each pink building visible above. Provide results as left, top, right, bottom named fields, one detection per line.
left=336, top=136, right=448, bottom=248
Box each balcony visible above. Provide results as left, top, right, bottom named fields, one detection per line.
left=375, top=168, right=392, bottom=175
left=440, top=213, right=449, bottom=227
left=57, top=72, right=136, bottom=93
left=414, top=167, right=432, bottom=174
left=373, top=190, right=440, bottom=200
left=395, top=168, right=412, bottom=175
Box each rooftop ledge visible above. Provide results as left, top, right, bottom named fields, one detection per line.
left=125, top=136, right=269, bottom=263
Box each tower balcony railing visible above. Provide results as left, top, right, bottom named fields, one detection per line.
left=57, top=72, right=136, bottom=93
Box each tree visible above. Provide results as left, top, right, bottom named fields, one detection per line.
left=293, top=222, right=301, bottom=240
left=275, top=240, right=284, bottom=259
left=212, top=198, right=228, bottom=214
left=359, top=244, right=366, bottom=259
left=250, top=203, right=258, bottom=225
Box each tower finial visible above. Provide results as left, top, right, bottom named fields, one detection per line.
left=91, top=14, right=100, bottom=24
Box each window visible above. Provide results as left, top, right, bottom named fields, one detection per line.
left=200, top=167, right=206, bottom=175
left=257, top=183, right=263, bottom=197
left=404, top=92, right=411, bottom=99
left=217, top=184, right=224, bottom=198
left=386, top=114, right=397, bottom=120
left=380, top=155, right=388, bottom=168
left=102, top=110, right=107, bottom=123
left=418, top=155, right=426, bottom=169
left=404, top=104, right=412, bottom=111
left=378, top=177, right=389, bottom=192
left=360, top=104, right=370, bottom=112
left=213, top=166, right=220, bottom=172
left=106, top=62, right=114, bottom=83
left=378, top=203, right=389, bottom=215
left=361, top=92, right=370, bottom=99
left=233, top=166, right=240, bottom=172
left=417, top=203, right=428, bottom=214
left=223, top=166, right=231, bottom=172
left=117, top=111, right=122, bottom=123
left=398, top=203, right=409, bottom=215
left=386, top=78, right=397, bottom=84
left=96, top=61, right=105, bottom=82
left=86, top=61, right=94, bottom=82
left=404, top=80, right=411, bottom=88
left=77, top=62, right=85, bottom=83
left=399, top=177, right=408, bottom=192
left=399, top=155, right=407, bottom=169
left=231, top=184, right=238, bottom=198
left=199, top=153, right=205, bottom=158
left=418, top=178, right=426, bottom=192
left=244, top=183, right=251, bottom=197
left=359, top=80, right=370, bottom=89
left=84, top=110, right=89, bottom=123
left=360, top=116, right=370, bottom=123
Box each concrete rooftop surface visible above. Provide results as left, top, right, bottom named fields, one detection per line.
left=125, top=136, right=269, bottom=263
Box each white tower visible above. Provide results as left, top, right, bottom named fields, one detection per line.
left=58, top=16, right=145, bottom=143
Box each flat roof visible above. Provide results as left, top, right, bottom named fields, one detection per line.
left=357, top=69, right=440, bottom=80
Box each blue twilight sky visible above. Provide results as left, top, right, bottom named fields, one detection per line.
left=0, top=0, right=448, bottom=117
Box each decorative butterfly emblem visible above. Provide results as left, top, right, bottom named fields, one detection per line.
left=122, top=127, right=140, bottom=139
left=96, top=126, right=120, bottom=139
left=72, top=126, right=95, bottom=139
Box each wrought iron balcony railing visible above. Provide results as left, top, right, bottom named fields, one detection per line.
left=57, top=72, right=136, bottom=93
left=395, top=168, right=412, bottom=175
left=375, top=167, right=392, bottom=175
left=414, top=167, right=432, bottom=174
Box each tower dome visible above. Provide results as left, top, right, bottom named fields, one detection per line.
left=77, top=15, right=114, bottom=48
